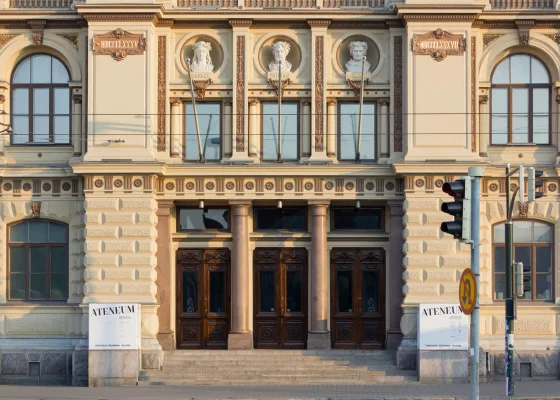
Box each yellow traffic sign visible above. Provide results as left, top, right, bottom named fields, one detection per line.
left=459, top=268, right=476, bottom=315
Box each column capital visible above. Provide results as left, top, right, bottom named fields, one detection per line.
left=248, top=97, right=260, bottom=106
left=326, top=97, right=337, bottom=106
left=156, top=200, right=174, bottom=216
left=379, top=98, right=390, bottom=106
left=479, top=94, right=489, bottom=105
left=307, top=199, right=330, bottom=207
left=170, top=97, right=182, bottom=105
left=229, top=200, right=252, bottom=206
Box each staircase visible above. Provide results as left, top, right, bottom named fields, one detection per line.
left=139, top=350, right=418, bottom=386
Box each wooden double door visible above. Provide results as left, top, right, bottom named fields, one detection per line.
left=176, top=249, right=230, bottom=349
left=253, top=248, right=308, bottom=349
left=331, top=248, right=386, bottom=349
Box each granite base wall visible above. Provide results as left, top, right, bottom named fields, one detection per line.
left=0, top=350, right=77, bottom=386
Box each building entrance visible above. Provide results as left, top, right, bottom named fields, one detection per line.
left=330, top=248, right=386, bottom=349
left=176, top=249, right=230, bottom=349
left=253, top=248, right=308, bottom=349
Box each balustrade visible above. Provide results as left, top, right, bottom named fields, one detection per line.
left=10, top=0, right=73, bottom=7
left=491, top=0, right=554, bottom=8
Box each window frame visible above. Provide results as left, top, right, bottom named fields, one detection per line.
left=10, top=53, right=72, bottom=146
left=330, top=206, right=385, bottom=232
left=492, top=220, right=554, bottom=302
left=176, top=206, right=231, bottom=233
left=260, top=101, right=301, bottom=162
left=253, top=207, right=309, bottom=232
left=7, top=219, right=69, bottom=302
left=490, top=54, right=551, bottom=145
left=337, top=101, right=377, bottom=161
left=183, top=101, right=223, bottom=162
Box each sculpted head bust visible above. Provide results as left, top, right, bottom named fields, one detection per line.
left=268, top=41, right=293, bottom=73
left=190, top=41, right=214, bottom=73
left=345, top=41, right=371, bottom=73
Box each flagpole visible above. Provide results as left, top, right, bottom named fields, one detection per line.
left=186, top=58, right=204, bottom=162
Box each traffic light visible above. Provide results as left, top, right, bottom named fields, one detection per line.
left=440, top=178, right=471, bottom=241
left=515, top=262, right=531, bottom=298
left=528, top=167, right=544, bottom=202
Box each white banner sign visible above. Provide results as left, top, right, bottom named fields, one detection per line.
left=418, top=304, right=468, bottom=351
left=89, top=304, right=141, bottom=350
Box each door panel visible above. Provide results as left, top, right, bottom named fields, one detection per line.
left=176, top=249, right=230, bottom=349
left=331, top=248, right=385, bottom=349
left=254, top=248, right=308, bottom=349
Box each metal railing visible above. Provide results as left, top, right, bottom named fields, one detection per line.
left=491, top=0, right=555, bottom=8
left=10, top=0, right=73, bottom=7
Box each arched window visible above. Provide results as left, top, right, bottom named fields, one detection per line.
left=8, top=220, right=68, bottom=301
left=493, top=221, right=553, bottom=302
left=11, top=54, right=71, bottom=145
left=491, top=54, right=550, bottom=145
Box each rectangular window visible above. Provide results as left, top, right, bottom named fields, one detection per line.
left=332, top=208, right=383, bottom=231
left=178, top=207, right=229, bottom=231
left=262, top=102, right=299, bottom=161
left=338, top=102, right=376, bottom=160
left=254, top=207, right=307, bottom=231
left=185, top=102, right=221, bottom=161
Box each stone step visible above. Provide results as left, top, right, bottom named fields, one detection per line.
left=141, top=368, right=414, bottom=378
left=163, top=355, right=396, bottom=362
left=161, top=358, right=395, bottom=366
left=153, top=365, right=404, bottom=373
left=164, top=350, right=394, bottom=356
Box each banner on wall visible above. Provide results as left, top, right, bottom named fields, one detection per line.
left=89, top=304, right=141, bottom=350
left=418, top=303, right=468, bottom=351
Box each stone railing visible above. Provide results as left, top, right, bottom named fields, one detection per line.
left=176, top=0, right=237, bottom=6
left=245, top=0, right=315, bottom=7
left=490, top=0, right=555, bottom=8
left=10, top=0, right=73, bottom=7
left=175, top=0, right=385, bottom=7
left=324, top=0, right=385, bottom=7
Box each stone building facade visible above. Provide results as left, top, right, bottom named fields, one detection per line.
left=0, top=0, right=559, bottom=385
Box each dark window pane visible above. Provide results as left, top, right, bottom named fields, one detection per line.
left=492, top=58, right=510, bottom=84
left=29, top=222, right=48, bottom=242
left=337, top=270, right=353, bottom=313
left=536, top=246, right=552, bottom=273
left=493, top=224, right=505, bottom=243
left=209, top=271, right=225, bottom=313
left=12, top=88, right=29, bottom=114
left=9, top=247, right=25, bottom=273
left=259, top=270, right=275, bottom=312
left=512, top=88, right=529, bottom=144
left=33, top=115, right=50, bottom=143
left=536, top=274, right=553, bottom=301
left=531, top=57, right=549, bottom=84
left=13, top=59, right=31, bottom=84
left=339, top=103, right=376, bottom=160
left=12, top=116, right=29, bottom=144
left=50, top=273, right=67, bottom=300
left=54, top=88, right=70, bottom=114
left=511, top=55, right=531, bottom=84
left=9, top=273, right=25, bottom=299
left=534, top=222, right=552, bottom=243
left=515, top=247, right=531, bottom=270
left=185, top=103, right=221, bottom=161
left=31, top=55, right=52, bottom=84
left=286, top=270, right=302, bottom=313
left=333, top=208, right=383, bottom=230
left=494, top=247, right=505, bottom=273
left=179, top=208, right=229, bottom=230
left=49, top=223, right=67, bottom=243
left=255, top=208, right=307, bottom=231
left=30, top=247, right=46, bottom=273
left=533, top=88, right=549, bottom=145
left=363, top=270, right=379, bottom=313
left=513, top=221, right=532, bottom=242
left=50, top=247, right=67, bottom=273
left=54, top=116, right=70, bottom=144
left=52, top=59, right=69, bottom=84
left=10, top=223, right=28, bottom=242
left=262, top=103, right=299, bottom=161
left=494, top=273, right=505, bottom=300
left=30, top=273, right=46, bottom=300
left=33, top=88, right=49, bottom=115
left=182, top=272, right=198, bottom=313
left=491, top=88, right=508, bottom=144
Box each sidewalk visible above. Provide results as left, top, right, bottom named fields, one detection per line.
left=0, top=381, right=560, bottom=400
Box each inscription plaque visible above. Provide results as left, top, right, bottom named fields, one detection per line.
left=92, top=29, right=146, bottom=62
left=412, top=29, right=466, bottom=62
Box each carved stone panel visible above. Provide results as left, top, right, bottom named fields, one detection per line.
left=92, top=29, right=147, bottom=62
left=412, top=29, right=466, bottom=62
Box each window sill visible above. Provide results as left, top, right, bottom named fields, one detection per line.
left=488, top=144, right=553, bottom=148
left=1, top=301, right=72, bottom=307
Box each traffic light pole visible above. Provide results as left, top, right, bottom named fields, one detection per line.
left=468, top=166, right=483, bottom=400
left=505, top=163, right=516, bottom=396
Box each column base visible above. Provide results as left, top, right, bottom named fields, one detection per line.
left=228, top=333, right=253, bottom=350
left=307, top=333, right=330, bottom=350
left=157, top=332, right=175, bottom=351
left=88, top=350, right=139, bottom=387
left=386, top=330, right=403, bottom=350
left=418, top=350, right=468, bottom=383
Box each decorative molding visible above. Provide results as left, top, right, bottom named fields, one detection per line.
left=314, top=35, right=324, bottom=152
left=192, top=79, right=212, bottom=98
left=516, top=20, right=534, bottom=47
left=92, top=28, right=147, bottom=62
left=479, top=94, right=489, bottom=104
left=519, top=31, right=530, bottom=46
left=519, top=202, right=529, bottom=218
left=58, top=33, right=79, bottom=49
left=0, top=34, right=18, bottom=50
left=471, top=37, right=476, bottom=153
left=483, top=34, right=503, bottom=49
left=544, top=33, right=560, bottom=44
left=235, top=35, right=245, bottom=153
left=412, top=29, right=466, bottom=62
left=394, top=36, right=403, bottom=152
left=31, top=201, right=41, bottom=218
left=29, top=20, right=46, bottom=46
left=157, top=36, right=166, bottom=152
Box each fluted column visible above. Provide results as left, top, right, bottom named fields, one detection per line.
left=302, top=100, right=311, bottom=158
left=156, top=201, right=175, bottom=350
left=379, top=98, right=389, bottom=158
left=308, top=200, right=330, bottom=349
left=248, top=98, right=259, bottom=158
left=72, top=94, right=82, bottom=156
left=170, top=97, right=182, bottom=158
left=387, top=200, right=404, bottom=350
left=228, top=200, right=253, bottom=349
left=326, top=98, right=336, bottom=158
left=479, top=94, right=489, bottom=157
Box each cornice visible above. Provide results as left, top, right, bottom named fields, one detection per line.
left=393, top=162, right=488, bottom=175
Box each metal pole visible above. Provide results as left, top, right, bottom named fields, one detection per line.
left=356, top=56, right=366, bottom=161
left=185, top=58, right=204, bottom=162
left=468, top=166, right=483, bottom=400
left=505, top=163, right=515, bottom=396
left=277, top=61, right=282, bottom=162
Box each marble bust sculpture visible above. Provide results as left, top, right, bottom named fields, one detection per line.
left=190, top=41, right=214, bottom=73
left=268, top=41, right=293, bottom=73
left=345, top=41, right=371, bottom=73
